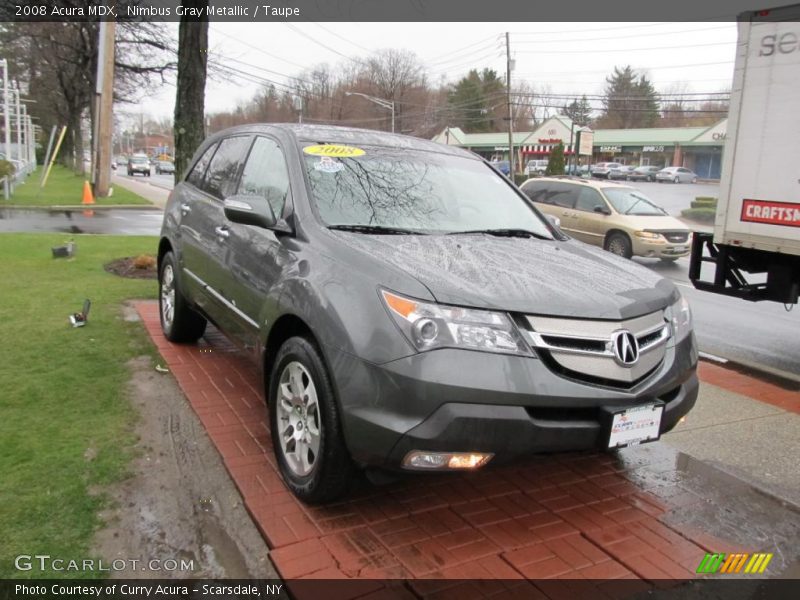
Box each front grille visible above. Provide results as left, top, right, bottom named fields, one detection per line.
left=522, top=311, right=670, bottom=388
left=662, top=231, right=689, bottom=243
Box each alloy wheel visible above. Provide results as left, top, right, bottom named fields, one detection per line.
left=160, top=264, right=175, bottom=329
left=276, top=361, right=321, bottom=477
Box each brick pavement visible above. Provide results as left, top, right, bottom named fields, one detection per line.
left=135, top=301, right=753, bottom=591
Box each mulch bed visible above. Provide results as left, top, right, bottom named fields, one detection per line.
left=104, top=257, right=157, bottom=280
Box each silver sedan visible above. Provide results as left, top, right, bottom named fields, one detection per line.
left=655, top=166, right=698, bottom=184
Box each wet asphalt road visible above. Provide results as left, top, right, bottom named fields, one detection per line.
left=2, top=178, right=797, bottom=376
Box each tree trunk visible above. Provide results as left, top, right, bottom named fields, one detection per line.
left=174, top=5, right=208, bottom=183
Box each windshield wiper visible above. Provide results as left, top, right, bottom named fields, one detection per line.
left=447, top=228, right=550, bottom=240
left=328, top=224, right=423, bottom=235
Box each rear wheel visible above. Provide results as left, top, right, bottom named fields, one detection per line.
left=159, top=251, right=207, bottom=343
left=269, top=336, right=354, bottom=504
left=605, top=232, right=633, bottom=259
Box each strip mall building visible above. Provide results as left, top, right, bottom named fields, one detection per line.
left=432, top=116, right=728, bottom=180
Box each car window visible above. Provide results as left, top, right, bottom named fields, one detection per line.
left=678, top=168, right=689, bottom=173
left=202, top=136, right=251, bottom=199
left=521, top=181, right=549, bottom=203
left=574, top=187, right=604, bottom=212
left=545, top=182, right=579, bottom=208
left=186, top=143, right=217, bottom=188
left=238, top=137, right=291, bottom=218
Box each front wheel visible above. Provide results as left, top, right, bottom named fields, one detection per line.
left=159, top=252, right=207, bottom=343
left=691, top=177, right=698, bottom=184
left=673, top=176, right=680, bottom=184
left=605, top=232, right=633, bottom=259
left=269, top=337, right=354, bottom=504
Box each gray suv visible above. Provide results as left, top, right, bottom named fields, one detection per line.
left=158, top=124, right=698, bottom=504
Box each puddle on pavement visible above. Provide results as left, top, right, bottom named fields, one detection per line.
left=619, top=443, right=800, bottom=576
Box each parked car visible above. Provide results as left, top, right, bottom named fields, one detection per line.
left=525, top=159, right=549, bottom=175
left=590, top=162, right=622, bottom=178
left=127, top=155, right=151, bottom=176
left=490, top=159, right=510, bottom=176
left=655, top=166, right=698, bottom=184
left=609, top=165, right=636, bottom=180
left=520, top=176, right=692, bottom=261
left=628, top=166, right=662, bottom=182
left=155, top=160, right=175, bottom=175
left=158, top=124, right=698, bottom=503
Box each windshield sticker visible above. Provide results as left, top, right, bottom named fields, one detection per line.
left=313, top=156, right=345, bottom=174
left=304, top=144, right=365, bottom=158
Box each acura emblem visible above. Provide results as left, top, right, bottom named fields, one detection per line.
left=612, top=330, right=639, bottom=366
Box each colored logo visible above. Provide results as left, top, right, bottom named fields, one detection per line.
left=696, top=552, right=773, bottom=574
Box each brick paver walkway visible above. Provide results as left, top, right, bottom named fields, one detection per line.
left=136, top=301, right=746, bottom=590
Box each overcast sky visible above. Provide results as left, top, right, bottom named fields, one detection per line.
left=129, top=21, right=739, bottom=123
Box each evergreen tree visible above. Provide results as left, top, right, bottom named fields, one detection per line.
left=447, top=69, right=505, bottom=133
left=597, top=66, right=660, bottom=129
left=545, top=142, right=565, bottom=176
left=563, top=95, right=592, bottom=125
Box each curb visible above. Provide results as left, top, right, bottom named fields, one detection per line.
left=699, top=353, right=800, bottom=390
left=1, top=204, right=161, bottom=211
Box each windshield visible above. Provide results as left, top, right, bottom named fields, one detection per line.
left=131, top=157, right=147, bottom=164
left=302, top=145, right=552, bottom=237
left=602, top=187, right=666, bottom=216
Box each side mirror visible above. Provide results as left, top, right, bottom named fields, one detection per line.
left=223, top=194, right=278, bottom=229
left=545, top=214, right=561, bottom=229
left=594, top=205, right=611, bottom=215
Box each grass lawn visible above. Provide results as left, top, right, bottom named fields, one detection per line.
left=8, top=166, right=151, bottom=206
left=0, top=233, right=159, bottom=578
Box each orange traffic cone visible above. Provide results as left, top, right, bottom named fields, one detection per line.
left=82, top=181, right=95, bottom=205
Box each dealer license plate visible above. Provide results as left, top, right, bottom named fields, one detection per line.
left=607, top=403, right=664, bottom=449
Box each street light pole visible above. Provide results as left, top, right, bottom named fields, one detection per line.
left=344, top=91, right=395, bottom=133
left=1, top=59, right=10, bottom=162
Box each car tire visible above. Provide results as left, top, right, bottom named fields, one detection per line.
left=159, top=251, right=207, bottom=343
left=691, top=177, right=698, bottom=183
left=605, top=232, right=633, bottom=259
left=673, top=176, right=680, bottom=184
left=269, top=336, right=354, bottom=504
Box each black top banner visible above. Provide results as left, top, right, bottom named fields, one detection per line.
left=1, top=0, right=795, bottom=22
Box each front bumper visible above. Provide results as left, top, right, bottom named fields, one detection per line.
left=327, top=335, right=698, bottom=468
left=632, top=237, right=691, bottom=259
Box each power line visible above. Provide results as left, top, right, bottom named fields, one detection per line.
left=511, top=24, right=734, bottom=44
left=513, top=40, right=736, bottom=54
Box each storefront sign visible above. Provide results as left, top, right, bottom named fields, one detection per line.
left=576, top=129, right=593, bottom=156
left=643, top=145, right=665, bottom=152
left=599, top=145, right=621, bottom=153
left=493, top=146, right=509, bottom=151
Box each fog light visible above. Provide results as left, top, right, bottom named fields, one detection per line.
left=402, top=451, right=493, bottom=470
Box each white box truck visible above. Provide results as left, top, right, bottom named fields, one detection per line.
left=690, top=3, right=800, bottom=304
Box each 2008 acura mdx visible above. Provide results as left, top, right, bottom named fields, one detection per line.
left=158, top=124, right=698, bottom=504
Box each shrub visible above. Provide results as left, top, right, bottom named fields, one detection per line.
left=132, top=254, right=157, bottom=270
left=681, top=207, right=717, bottom=223
left=691, top=200, right=718, bottom=209
left=513, top=173, right=530, bottom=187
left=693, top=196, right=718, bottom=206
left=0, top=159, right=15, bottom=179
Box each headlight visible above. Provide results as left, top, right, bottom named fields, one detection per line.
left=381, top=290, right=533, bottom=356
left=665, top=294, right=693, bottom=344
left=634, top=231, right=661, bottom=240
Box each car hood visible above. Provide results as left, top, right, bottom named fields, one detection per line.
left=618, top=214, right=689, bottom=231
left=332, top=233, right=677, bottom=320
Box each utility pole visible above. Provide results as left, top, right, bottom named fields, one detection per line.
left=506, top=32, right=515, bottom=178
left=95, top=20, right=116, bottom=197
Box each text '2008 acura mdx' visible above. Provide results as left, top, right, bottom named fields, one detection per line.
left=158, top=124, right=698, bottom=504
